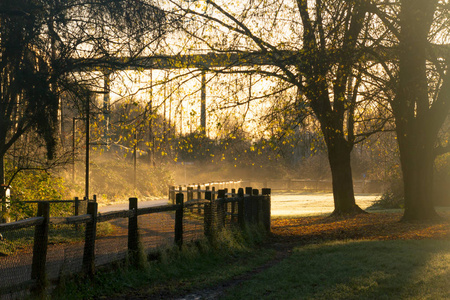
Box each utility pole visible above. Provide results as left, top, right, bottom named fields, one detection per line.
left=85, top=95, right=90, bottom=200
left=103, top=71, right=111, bottom=148
left=200, top=70, right=206, bottom=135
left=148, top=69, right=154, bottom=166
left=134, top=131, right=137, bottom=190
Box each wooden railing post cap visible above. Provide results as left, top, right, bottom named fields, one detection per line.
left=176, top=193, right=184, bottom=204
left=262, top=188, right=271, bottom=195
left=245, top=187, right=252, bottom=195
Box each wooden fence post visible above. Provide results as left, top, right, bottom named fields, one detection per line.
left=172, top=185, right=176, bottom=204
left=204, top=191, right=212, bottom=237
left=175, top=193, right=184, bottom=248
left=252, top=189, right=260, bottom=224
left=83, top=196, right=88, bottom=214
left=211, top=187, right=217, bottom=232
left=188, top=186, right=193, bottom=212
left=231, top=188, right=236, bottom=223
left=261, top=188, right=271, bottom=232
left=83, top=201, right=98, bottom=277
left=217, top=190, right=226, bottom=228
left=169, top=186, right=174, bottom=204
left=197, top=184, right=202, bottom=214
left=244, top=187, right=253, bottom=225
left=74, top=197, right=79, bottom=217
left=178, top=186, right=183, bottom=201
left=31, top=202, right=50, bottom=297
left=224, top=188, right=229, bottom=225
left=237, top=188, right=244, bottom=229
left=74, top=197, right=79, bottom=231
left=128, top=197, right=140, bottom=264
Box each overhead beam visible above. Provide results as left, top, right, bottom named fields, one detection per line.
left=70, top=50, right=302, bottom=71
left=69, top=44, right=449, bottom=72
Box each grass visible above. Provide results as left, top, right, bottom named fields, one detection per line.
left=51, top=212, right=450, bottom=299
left=221, top=239, right=450, bottom=300
left=51, top=225, right=274, bottom=299
left=10, top=211, right=448, bottom=299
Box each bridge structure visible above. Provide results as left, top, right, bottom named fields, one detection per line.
left=72, top=50, right=303, bottom=137
left=71, top=44, right=449, bottom=138
left=69, top=46, right=449, bottom=199
left=71, top=50, right=304, bottom=199
left=71, top=44, right=449, bottom=137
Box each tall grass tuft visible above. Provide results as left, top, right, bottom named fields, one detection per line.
left=51, top=225, right=272, bottom=299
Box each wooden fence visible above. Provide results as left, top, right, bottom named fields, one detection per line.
left=171, top=179, right=383, bottom=195
left=1, top=197, right=89, bottom=224
left=0, top=185, right=270, bottom=298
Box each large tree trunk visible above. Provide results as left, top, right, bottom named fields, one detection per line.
left=326, top=136, right=365, bottom=216
left=399, top=140, right=439, bottom=221
left=396, top=120, right=440, bottom=221
left=395, top=0, right=441, bottom=222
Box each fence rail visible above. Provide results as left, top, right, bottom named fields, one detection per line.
left=0, top=217, right=44, bottom=231
left=0, top=184, right=270, bottom=298
left=1, top=197, right=89, bottom=225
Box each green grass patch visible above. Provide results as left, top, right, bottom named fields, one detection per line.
left=51, top=226, right=274, bottom=299
left=222, top=239, right=450, bottom=300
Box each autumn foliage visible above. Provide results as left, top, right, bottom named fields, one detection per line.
left=272, top=212, right=450, bottom=243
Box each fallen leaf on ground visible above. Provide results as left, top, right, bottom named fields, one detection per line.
left=271, top=212, right=450, bottom=242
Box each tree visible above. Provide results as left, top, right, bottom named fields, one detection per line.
left=0, top=0, right=59, bottom=207
left=372, top=0, right=450, bottom=221
left=172, top=0, right=389, bottom=215
left=0, top=0, right=168, bottom=216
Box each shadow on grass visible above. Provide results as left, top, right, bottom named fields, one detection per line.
left=222, top=239, right=450, bottom=299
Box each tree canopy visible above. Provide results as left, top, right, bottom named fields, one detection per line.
left=1, top=0, right=449, bottom=222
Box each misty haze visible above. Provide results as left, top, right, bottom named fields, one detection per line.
left=1, top=0, right=449, bottom=299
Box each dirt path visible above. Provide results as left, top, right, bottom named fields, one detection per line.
left=103, top=233, right=297, bottom=300
left=173, top=238, right=295, bottom=300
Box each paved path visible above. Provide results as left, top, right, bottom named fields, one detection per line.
left=99, top=199, right=169, bottom=213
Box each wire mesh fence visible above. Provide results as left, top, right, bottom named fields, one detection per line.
left=45, top=224, right=85, bottom=282
left=138, top=212, right=175, bottom=254
left=0, top=185, right=271, bottom=299
left=0, top=227, right=34, bottom=292
left=183, top=206, right=205, bottom=244
left=95, top=219, right=129, bottom=267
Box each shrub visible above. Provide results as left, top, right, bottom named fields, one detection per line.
left=7, top=170, right=69, bottom=220
left=374, top=176, right=404, bottom=209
